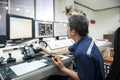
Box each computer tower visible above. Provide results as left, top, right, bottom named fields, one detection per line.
left=0, top=35, right=6, bottom=48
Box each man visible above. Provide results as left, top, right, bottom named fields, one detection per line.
left=40, top=14, right=105, bottom=80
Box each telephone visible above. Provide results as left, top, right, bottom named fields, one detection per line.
left=21, top=45, right=36, bottom=60
left=32, top=40, right=48, bottom=53
left=21, top=40, right=48, bottom=60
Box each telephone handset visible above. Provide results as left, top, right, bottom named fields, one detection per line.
left=39, top=40, right=47, bottom=48
left=21, top=45, right=35, bottom=60
left=32, top=40, right=48, bottom=53
left=0, top=57, right=5, bottom=64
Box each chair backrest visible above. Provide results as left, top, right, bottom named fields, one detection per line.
left=114, top=27, right=120, bottom=59
left=105, top=27, right=120, bottom=80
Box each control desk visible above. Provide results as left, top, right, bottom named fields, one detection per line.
left=0, top=53, right=72, bottom=80
left=0, top=38, right=73, bottom=80
left=0, top=38, right=112, bottom=80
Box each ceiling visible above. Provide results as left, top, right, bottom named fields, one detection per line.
left=74, top=0, right=120, bottom=10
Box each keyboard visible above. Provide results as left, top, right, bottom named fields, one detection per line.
left=48, top=39, right=73, bottom=49
left=10, top=61, right=47, bottom=76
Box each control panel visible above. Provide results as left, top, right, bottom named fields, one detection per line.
left=0, top=54, right=72, bottom=80
left=0, top=38, right=73, bottom=80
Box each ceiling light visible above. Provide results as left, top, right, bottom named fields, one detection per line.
left=0, top=15, right=1, bottom=17
left=15, top=8, right=20, bottom=11
left=5, top=6, right=8, bottom=10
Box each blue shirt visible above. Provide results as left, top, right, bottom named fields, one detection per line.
left=68, top=36, right=105, bottom=80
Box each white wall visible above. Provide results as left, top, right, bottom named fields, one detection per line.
left=55, top=0, right=74, bottom=22
left=75, top=3, right=120, bottom=39
left=95, top=8, right=120, bottom=39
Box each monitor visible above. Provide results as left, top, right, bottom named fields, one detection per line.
left=35, top=20, right=53, bottom=38
left=53, top=22, right=68, bottom=37
left=6, top=14, right=34, bottom=42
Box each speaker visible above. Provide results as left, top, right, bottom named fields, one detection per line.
left=0, top=35, right=6, bottom=48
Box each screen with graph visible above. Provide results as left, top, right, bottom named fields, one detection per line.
left=7, top=14, right=34, bottom=41
left=53, top=22, right=68, bottom=37
left=35, top=20, right=53, bottom=38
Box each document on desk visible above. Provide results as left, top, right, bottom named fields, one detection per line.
left=10, top=61, right=47, bottom=76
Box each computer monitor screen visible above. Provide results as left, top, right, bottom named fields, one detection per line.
left=53, top=22, right=68, bottom=37
left=7, top=14, right=33, bottom=40
left=35, top=20, right=53, bottom=38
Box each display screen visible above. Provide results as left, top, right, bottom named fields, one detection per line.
left=35, top=20, right=53, bottom=38
left=7, top=14, right=33, bottom=40
left=53, top=22, right=68, bottom=37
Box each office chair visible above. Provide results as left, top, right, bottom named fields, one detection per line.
left=105, top=27, right=120, bottom=80
left=103, top=47, right=114, bottom=74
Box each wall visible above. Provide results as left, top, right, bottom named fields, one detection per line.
left=95, top=7, right=120, bottom=39
left=55, top=0, right=74, bottom=22
left=74, top=3, right=120, bottom=39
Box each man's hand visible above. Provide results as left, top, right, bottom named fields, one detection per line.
left=39, top=46, right=49, bottom=54
left=52, top=56, right=65, bottom=70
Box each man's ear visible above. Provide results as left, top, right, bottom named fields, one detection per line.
left=71, top=29, right=76, bottom=36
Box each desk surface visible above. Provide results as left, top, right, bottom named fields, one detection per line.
left=95, top=40, right=112, bottom=51
left=0, top=54, right=72, bottom=80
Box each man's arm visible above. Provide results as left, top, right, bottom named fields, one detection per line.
left=52, top=56, right=80, bottom=80
left=40, top=46, right=70, bottom=55
left=49, top=47, right=70, bottom=54
left=61, top=67, right=80, bottom=80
